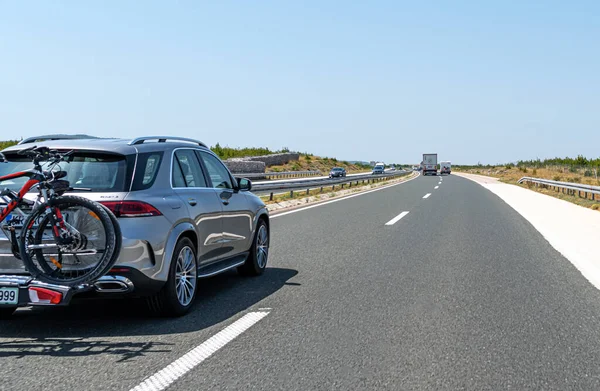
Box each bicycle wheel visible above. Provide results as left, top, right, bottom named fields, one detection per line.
left=19, top=196, right=119, bottom=286
left=30, top=202, right=123, bottom=282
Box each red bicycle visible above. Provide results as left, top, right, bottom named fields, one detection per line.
left=0, top=146, right=120, bottom=286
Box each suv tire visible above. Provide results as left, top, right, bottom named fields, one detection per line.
left=238, top=219, right=269, bottom=276
left=146, top=237, right=198, bottom=317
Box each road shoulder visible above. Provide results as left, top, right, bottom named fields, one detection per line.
left=457, top=172, right=600, bottom=291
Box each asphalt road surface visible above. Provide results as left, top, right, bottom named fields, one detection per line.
left=3, top=174, right=600, bottom=390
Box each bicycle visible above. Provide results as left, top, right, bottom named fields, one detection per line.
left=0, top=146, right=121, bottom=286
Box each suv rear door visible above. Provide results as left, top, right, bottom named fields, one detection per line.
left=171, top=149, right=225, bottom=263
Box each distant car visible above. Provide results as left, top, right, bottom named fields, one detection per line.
left=440, top=161, right=451, bottom=175
left=372, top=164, right=385, bottom=175
left=329, top=167, right=346, bottom=178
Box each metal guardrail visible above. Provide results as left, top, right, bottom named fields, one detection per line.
left=518, top=177, right=600, bottom=200
left=252, top=170, right=412, bottom=199
left=241, top=170, right=321, bottom=179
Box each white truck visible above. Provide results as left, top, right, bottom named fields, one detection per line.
left=422, top=153, right=438, bottom=176
left=440, top=161, right=451, bottom=175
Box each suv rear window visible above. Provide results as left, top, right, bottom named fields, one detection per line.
left=0, top=151, right=131, bottom=193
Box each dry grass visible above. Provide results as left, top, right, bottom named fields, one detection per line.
left=455, top=166, right=600, bottom=211
left=456, top=166, right=600, bottom=186
left=268, top=155, right=371, bottom=175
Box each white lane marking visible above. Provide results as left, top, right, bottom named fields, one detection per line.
left=385, top=211, right=409, bottom=226
left=423, top=193, right=431, bottom=199
left=271, top=172, right=421, bottom=218
left=129, top=311, right=269, bottom=391
left=434, top=186, right=439, bottom=189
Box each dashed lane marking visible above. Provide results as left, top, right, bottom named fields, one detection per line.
left=385, top=211, right=410, bottom=226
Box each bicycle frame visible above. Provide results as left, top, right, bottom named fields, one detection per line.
left=0, top=169, right=44, bottom=223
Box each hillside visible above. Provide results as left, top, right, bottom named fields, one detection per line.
left=268, top=154, right=372, bottom=174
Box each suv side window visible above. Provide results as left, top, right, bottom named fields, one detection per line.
left=197, top=151, right=233, bottom=189
left=172, top=149, right=207, bottom=188
left=132, top=152, right=164, bottom=191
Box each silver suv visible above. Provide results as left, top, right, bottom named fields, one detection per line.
left=0, top=136, right=270, bottom=317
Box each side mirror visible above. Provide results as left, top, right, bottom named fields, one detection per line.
left=238, top=178, right=252, bottom=192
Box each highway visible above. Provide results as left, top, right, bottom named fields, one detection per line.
left=3, top=174, right=600, bottom=390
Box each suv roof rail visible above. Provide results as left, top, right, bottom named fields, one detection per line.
left=18, top=134, right=99, bottom=145
left=128, top=136, right=207, bottom=147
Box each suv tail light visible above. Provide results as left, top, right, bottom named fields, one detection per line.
left=29, top=287, right=63, bottom=304
left=100, top=201, right=162, bottom=218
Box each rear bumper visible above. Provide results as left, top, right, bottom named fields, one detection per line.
left=0, top=274, right=139, bottom=308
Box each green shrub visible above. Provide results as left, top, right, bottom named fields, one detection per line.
left=210, top=143, right=281, bottom=160
left=584, top=170, right=593, bottom=177
left=569, top=166, right=578, bottom=173
left=532, top=168, right=537, bottom=175
left=0, top=140, right=19, bottom=150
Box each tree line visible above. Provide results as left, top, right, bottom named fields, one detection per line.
left=514, top=155, right=600, bottom=167
left=210, top=143, right=291, bottom=160
left=0, top=140, right=19, bottom=150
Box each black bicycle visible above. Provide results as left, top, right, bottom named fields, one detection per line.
left=0, top=146, right=121, bottom=286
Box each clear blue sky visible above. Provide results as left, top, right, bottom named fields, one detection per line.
left=1, top=1, right=598, bottom=164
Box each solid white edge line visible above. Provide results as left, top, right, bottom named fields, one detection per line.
left=385, top=211, right=410, bottom=226
left=271, top=172, right=421, bottom=219
left=423, top=193, right=431, bottom=199
left=434, top=186, right=439, bottom=189
left=129, top=311, right=270, bottom=391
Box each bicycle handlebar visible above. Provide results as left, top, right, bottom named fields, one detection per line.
left=16, top=146, right=74, bottom=165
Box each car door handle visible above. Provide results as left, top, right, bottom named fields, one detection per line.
left=188, top=198, right=197, bottom=206
left=220, top=191, right=232, bottom=205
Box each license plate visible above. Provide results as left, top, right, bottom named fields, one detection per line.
left=0, top=287, right=19, bottom=305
